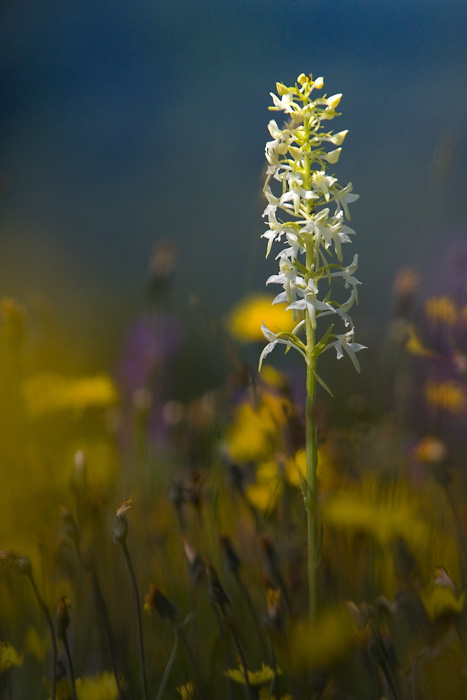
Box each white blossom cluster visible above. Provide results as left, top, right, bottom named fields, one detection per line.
left=259, top=73, right=366, bottom=375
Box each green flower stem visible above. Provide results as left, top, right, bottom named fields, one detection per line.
left=120, top=541, right=148, bottom=700
left=62, top=631, right=78, bottom=700
left=28, top=573, right=57, bottom=700
left=233, top=569, right=269, bottom=659
left=304, top=116, right=320, bottom=622
left=90, top=572, right=129, bottom=700
left=155, top=627, right=178, bottom=700
left=305, top=353, right=319, bottom=621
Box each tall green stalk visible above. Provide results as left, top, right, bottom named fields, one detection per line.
left=304, top=116, right=320, bottom=621
left=305, top=311, right=319, bottom=619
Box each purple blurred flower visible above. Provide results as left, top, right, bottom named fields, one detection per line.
left=117, top=310, right=184, bottom=445
left=119, top=311, right=184, bottom=396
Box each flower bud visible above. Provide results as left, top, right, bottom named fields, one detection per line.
left=113, top=514, right=128, bottom=544
left=275, top=82, right=289, bottom=96
left=330, top=130, right=348, bottom=145
left=326, top=93, right=342, bottom=110
left=205, top=560, right=230, bottom=613
left=0, top=551, right=32, bottom=578
left=144, top=583, right=177, bottom=623
left=219, top=535, right=241, bottom=573
left=57, top=596, right=71, bottom=639
left=323, top=147, right=342, bottom=164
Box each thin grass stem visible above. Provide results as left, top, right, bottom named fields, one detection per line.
left=120, top=541, right=148, bottom=700
left=27, top=574, right=57, bottom=700
left=156, top=627, right=178, bottom=700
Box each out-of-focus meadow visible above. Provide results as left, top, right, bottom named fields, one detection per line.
left=2, top=238, right=467, bottom=698
left=2, top=1, right=467, bottom=698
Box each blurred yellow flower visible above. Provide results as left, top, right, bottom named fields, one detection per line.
left=421, top=576, right=465, bottom=621
left=260, top=365, right=289, bottom=391
left=285, top=606, right=356, bottom=671
left=225, top=663, right=280, bottom=686
left=0, top=641, right=23, bottom=672
left=177, top=682, right=195, bottom=699
left=226, top=392, right=291, bottom=463
left=286, top=447, right=339, bottom=492
left=285, top=449, right=306, bottom=488
left=245, top=461, right=282, bottom=512
left=425, top=380, right=467, bottom=414
left=404, top=323, right=435, bottom=357
left=75, top=671, right=118, bottom=700
left=22, top=372, right=118, bottom=418
left=45, top=677, right=72, bottom=700
left=425, top=296, right=457, bottom=325
left=323, top=491, right=431, bottom=553
left=226, top=293, right=296, bottom=343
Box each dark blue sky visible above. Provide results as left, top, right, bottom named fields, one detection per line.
left=1, top=0, right=467, bottom=367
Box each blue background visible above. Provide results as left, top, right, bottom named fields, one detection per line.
left=1, top=0, right=467, bottom=374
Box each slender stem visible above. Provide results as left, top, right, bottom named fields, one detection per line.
left=156, top=628, right=178, bottom=700
left=74, top=541, right=128, bottom=700
left=177, top=623, right=202, bottom=693
left=28, top=574, right=57, bottom=700
left=303, top=109, right=321, bottom=621
left=62, top=633, right=78, bottom=700
left=121, top=542, right=148, bottom=700
left=90, top=572, right=128, bottom=700
left=233, top=570, right=268, bottom=659
left=229, top=626, right=253, bottom=700
left=305, top=313, right=320, bottom=621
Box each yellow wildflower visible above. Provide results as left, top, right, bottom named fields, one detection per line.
left=425, top=296, right=457, bottom=325
left=285, top=606, right=356, bottom=671
left=421, top=569, right=465, bottom=621
left=425, top=380, right=467, bottom=414
left=404, top=323, right=435, bottom=357
left=45, top=677, right=72, bottom=700
left=75, top=671, right=119, bottom=700
left=226, top=293, right=296, bottom=343
left=226, top=391, right=291, bottom=463
left=421, top=585, right=465, bottom=620
left=177, top=682, right=195, bottom=699
left=285, top=449, right=306, bottom=488
left=260, top=365, right=289, bottom=390
left=225, top=663, right=280, bottom=686
left=0, top=641, right=23, bottom=672
left=22, top=372, right=118, bottom=418
left=24, top=625, right=49, bottom=663
left=323, top=492, right=431, bottom=553
left=245, top=461, right=282, bottom=512
left=286, top=447, right=339, bottom=492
